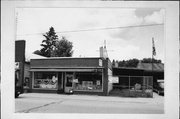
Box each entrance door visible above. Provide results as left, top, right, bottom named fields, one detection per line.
left=57, top=72, right=64, bottom=93
left=64, top=72, right=74, bottom=93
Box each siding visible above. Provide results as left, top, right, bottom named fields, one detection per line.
left=31, top=58, right=103, bottom=68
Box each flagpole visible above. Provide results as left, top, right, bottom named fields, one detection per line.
left=152, top=37, right=154, bottom=73
left=152, top=37, right=155, bottom=94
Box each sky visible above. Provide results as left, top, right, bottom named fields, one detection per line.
left=16, top=8, right=164, bottom=62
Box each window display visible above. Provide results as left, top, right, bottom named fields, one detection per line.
left=33, top=72, right=58, bottom=89
left=73, top=72, right=102, bottom=91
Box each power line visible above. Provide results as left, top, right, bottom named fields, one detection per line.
left=17, top=23, right=164, bottom=36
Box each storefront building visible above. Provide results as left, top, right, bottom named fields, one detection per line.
left=15, top=40, right=26, bottom=97
left=112, top=67, right=153, bottom=97
left=29, top=57, right=113, bottom=96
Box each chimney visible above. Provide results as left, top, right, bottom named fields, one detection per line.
left=100, top=46, right=104, bottom=58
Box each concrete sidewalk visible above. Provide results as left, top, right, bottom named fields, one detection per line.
left=15, top=93, right=164, bottom=113
left=17, top=92, right=164, bottom=104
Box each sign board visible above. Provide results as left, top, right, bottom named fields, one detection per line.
left=157, top=79, right=164, bottom=83
left=99, top=59, right=102, bottom=66
left=109, top=76, right=119, bottom=83
left=96, top=80, right=101, bottom=85
left=73, top=79, right=78, bottom=83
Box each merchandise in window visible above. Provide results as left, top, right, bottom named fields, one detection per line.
left=33, top=72, right=58, bottom=89
left=73, top=72, right=102, bottom=91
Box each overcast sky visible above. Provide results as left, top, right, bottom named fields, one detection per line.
left=16, top=8, right=164, bottom=62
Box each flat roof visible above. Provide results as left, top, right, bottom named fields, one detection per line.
left=137, top=62, right=164, bottom=72
left=113, top=67, right=144, bottom=70
left=31, top=57, right=105, bottom=60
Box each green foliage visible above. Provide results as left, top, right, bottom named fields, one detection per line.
left=34, top=27, right=73, bottom=57
left=52, top=37, right=73, bottom=57
left=40, top=27, right=58, bottom=57
left=118, top=58, right=139, bottom=67
left=141, top=58, right=161, bottom=63
left=33, top=50, right=42, bottom=56
left=113, top=58, right=162, bottom=68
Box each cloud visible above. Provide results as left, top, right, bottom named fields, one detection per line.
left=135, top=8, right=161, bottom=18
left=108, top=44, right=140, bottom=61
left=77, top=8, right=141, bottom=29
left=108, top=9, right=164, bottom=41
left=108, top=27, right=140, bottom=40
left=17, top=8, right=164, bottom=62
left=144, top=9, right=165, bottom=24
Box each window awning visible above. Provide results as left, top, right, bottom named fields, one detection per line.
left=30, top=68, right=103, bottom=72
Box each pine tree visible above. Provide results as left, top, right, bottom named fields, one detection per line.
left=34, top=27, right=73, bottom=57
left=40, top=27, right=58, bottom=57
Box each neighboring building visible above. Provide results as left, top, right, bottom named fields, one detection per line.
left=112, top=67, right=153, bottom=97
left=23, top=53, right=46, bottom=92
left=111, top=63, right=164, bottom=97
left=23, top=62, right=30, bottom=91
left=15, top=40, right=26, bottom=97
left=29, top=57, right=113, bottom=96
left=137, top=62, right=164, bottom=84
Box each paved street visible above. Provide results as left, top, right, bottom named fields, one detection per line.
left=15, top=93, right=164, bottom=114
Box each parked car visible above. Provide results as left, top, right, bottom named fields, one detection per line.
left=15, top=86, right=22, bottom=98
left=154, top=80, right=164, bottom=95
left=15, top=72, right=23, bottom=98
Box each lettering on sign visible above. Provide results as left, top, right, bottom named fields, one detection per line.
left=96, top=80, right=101, bottom=85
left=109, top=76, right=119, bottom=83
left=99, top=59, right=102, bottom=66
left=73, top=79, right=78, bottom=83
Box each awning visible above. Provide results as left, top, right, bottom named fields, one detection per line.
left=30, top=68, right=103, bottom=72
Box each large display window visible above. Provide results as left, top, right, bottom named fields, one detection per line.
left=73, top=72, right=103, bottom=91
left=33, top=72, right=58, bottom=89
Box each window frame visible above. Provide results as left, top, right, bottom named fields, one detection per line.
left=32, top=71, right=58, bottom=90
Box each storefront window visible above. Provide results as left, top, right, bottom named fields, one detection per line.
left=33, top=72, right=58, bottom=89
left=73, top=72, right=102, bottom=91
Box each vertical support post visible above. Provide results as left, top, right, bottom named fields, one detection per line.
left=31, top=72, right=34, bottom=90
left=143, top=76, right=145, bottom=92
left=147, top=77, right=149, bottom=89
left=129, top=75, right=130, bottom=96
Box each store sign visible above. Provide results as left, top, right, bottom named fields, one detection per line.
left=96, top=80, right=101, bottom=85
left=73, top=79, right=78, bottom=83
left=99, top=59, right=102, bottom=66
left=109, top=76, right=119, bottom=83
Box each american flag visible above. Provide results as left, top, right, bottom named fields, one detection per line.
left=152, top=38, right=156, bottom=56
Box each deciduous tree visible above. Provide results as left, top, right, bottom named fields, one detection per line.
left=34, top=27, right=73, bottom=57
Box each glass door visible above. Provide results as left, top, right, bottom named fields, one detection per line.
left=64, top=72, right=74, bottom=93
left=57, top=72, right=63, bottom=93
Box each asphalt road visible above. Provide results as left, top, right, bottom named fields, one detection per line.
left=15, top=93, right=164, bottom=114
